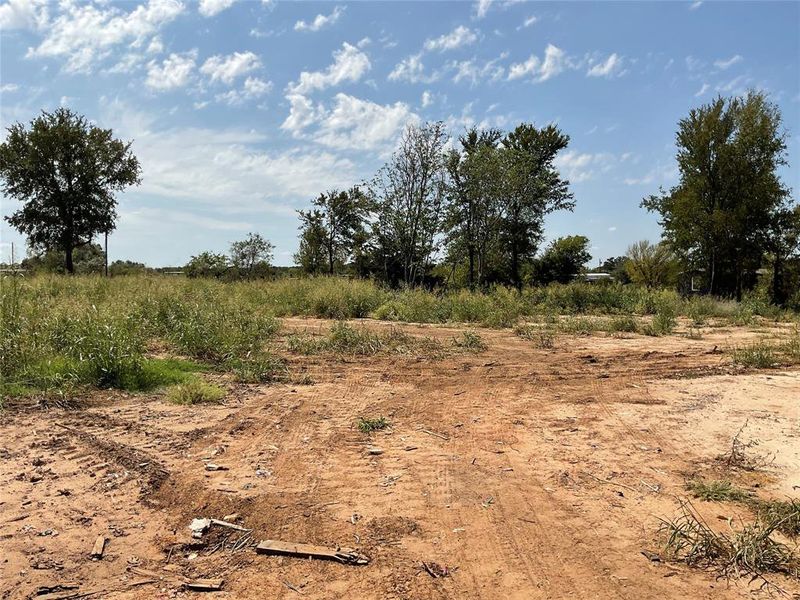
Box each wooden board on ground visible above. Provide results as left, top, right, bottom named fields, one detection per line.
left=256, top=540, right=369, bottom=565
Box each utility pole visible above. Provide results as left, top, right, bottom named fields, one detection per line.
left=104, top=231, right=109, bottom=277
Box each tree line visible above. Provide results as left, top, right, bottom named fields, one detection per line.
left=1, top=93, right=798, bottom=306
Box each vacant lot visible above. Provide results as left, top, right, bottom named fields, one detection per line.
left=1, top=312, right=798, bottom=599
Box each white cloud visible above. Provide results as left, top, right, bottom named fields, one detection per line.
left=102, top=100, right=358, bottom=210
left=421, top=90, right=434, bottom=107
left=508, top=44, right=568, bottom=83
left=288, top=42, right=370, bottom=94
left=388, top=53, right=438, bottom=83
left=517, top=15, right=538, bottom=29
left=689, top=1, right=703, bottom=10
left=314, top=94, right=417, bottom=152
left=282, top=92, right=417, bottom=153
left=216, top=76, right=272, bottom=105
left=0, top=0, right=48, bottom=29
left=608, top=226, right=617, bottom=232
left=555, top=151, right=616, bottom=183
left=715, top=74, right=751, bottom=94
left=713, top=54, right=743, bottom=70
left=294, top=5, right=344, bottom=32
left=282, top=94, right=321, bottom=133
left=25, top=0, right=184, bottom=73
left=198, top=0, right=236, bottom=17
left=694, top=82, right=710, bottom=97
left=474, top=0, right=493, bottom=19
left=450, top=54, right=506, bottom=85
left=423, top=26, right=478, bottom=52
left=200, top=51, right=261, bottom=85
left=685, top=55, right=705, bottom=72
left=586, top=53, right=626, bottom=78
left=145, top=50, right=196, bottom=91
left=0, top=83, right=20, bottom=93
left=623, top=162, right=679, bottom=186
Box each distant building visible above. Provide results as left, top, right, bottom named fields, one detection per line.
left=575, top=272, right=614, bottom=283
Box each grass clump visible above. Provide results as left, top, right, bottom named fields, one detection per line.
left=166, top=380, right=226, bottom=405
left=227, top=353, right=288, bottom=383
left=514, top=324, right=556, bottom=348
left=287, top=322, right=441, bottom=357
left=452, top=330, right=487, bottom=351
left=659, top=502, right=799, bottom=582
left=731, top=341, right=777, bottom=368
left=688, top=480, right=752, bottom=502
left=357, top=416, right=390, bottom=434
left=756, top=499, right=800, bottom=539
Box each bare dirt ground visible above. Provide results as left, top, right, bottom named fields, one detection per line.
left=2, top=318, right=798, bottom=599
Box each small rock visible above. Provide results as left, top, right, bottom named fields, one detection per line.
left=366, top=447, right=383, bottom=455
left=222, top=513, right=239, bottom=522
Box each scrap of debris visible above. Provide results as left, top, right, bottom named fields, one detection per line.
left=90, top=535, right=106, bottom=559
left=421, top=561, right=453, bottom=578
left=256, top=539, right=370, bottom=565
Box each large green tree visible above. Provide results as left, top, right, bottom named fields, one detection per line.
left=0, top=108, right=141, bottom=273
left=297, top=187, right=369, bottom=275
left=369, top=122, right=449, bottom=286
left=533, top=235, right=591, bottom=285
left=642, top=92, right=791, bottom=299
left=500, top=124, right=575, bottom=288
left=295, top=209, right=328, bottom=274
left=229, top=232, right=274, bottom=278
left=444, top=127, right=504, bottom=289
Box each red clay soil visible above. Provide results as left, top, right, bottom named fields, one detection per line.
left=1, top=319, right=798, bottom=599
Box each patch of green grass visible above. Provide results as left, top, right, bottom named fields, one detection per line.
left=165, top=380, right=226, bottom=405
left=227, top=353, right=288, bottom=383
left=687, top=480, right=752, bottom=502
left=357, top=416, right=390, bottom=433
left=756, top=499, right=800, bottom=539
left=452, top=330, right=487, bottom=351
left=731, top=342, right=777, bottom=368
left=608, top=315, right=639, bottom=333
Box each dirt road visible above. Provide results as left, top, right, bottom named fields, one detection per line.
left=2, top=319, right=798, bottom=599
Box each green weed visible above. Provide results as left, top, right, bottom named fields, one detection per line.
left=165, top=380, right=226, bottom=405
left=357, top=416, right=390, bottom=433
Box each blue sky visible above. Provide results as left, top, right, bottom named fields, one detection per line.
left=1, top=0, right=798, bottom=267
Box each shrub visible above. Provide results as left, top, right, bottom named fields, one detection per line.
left=452, top=330, right=487, bottom=351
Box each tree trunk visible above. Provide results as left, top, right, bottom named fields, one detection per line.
left=468, top=244, right=475, bottom=290
left=65, top=244, right=75, bottom=274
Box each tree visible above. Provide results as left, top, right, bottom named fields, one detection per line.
left=624, top=240, right=678, bottom=288
left=444, top=127, right=504, bottom=289
left=0, top=108, right=141, bottom=273
left=229, top=232, right=273, bottom=278
left=596, top=256, right=631, bottom=283
left=500, top=124, right=575, bottom=288
left=642, top=92, right=791, bottom=299
left=295, top=209, right=328, bottom=274
left=21, top=243, right=105, bottom=274
left=765, top=204, right=800, bottom=306
left=185, top=251, right=229, bottom=278
left=533, top=235, right=591, bottom=285
left=297, top=187, right=369, bottom=275
left=369, top=122, right=449, bottom=286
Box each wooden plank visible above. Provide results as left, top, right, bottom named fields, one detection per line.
left=90, top=536, right=106, bottom=559
left=256, top=540, right=368, bottom=565
left=184, top=578, right=224, bottom=591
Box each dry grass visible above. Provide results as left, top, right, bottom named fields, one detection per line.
left=659, top=501, right=799, bottom=588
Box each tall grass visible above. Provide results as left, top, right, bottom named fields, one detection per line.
left=2, top=274, right=796, bottom=401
